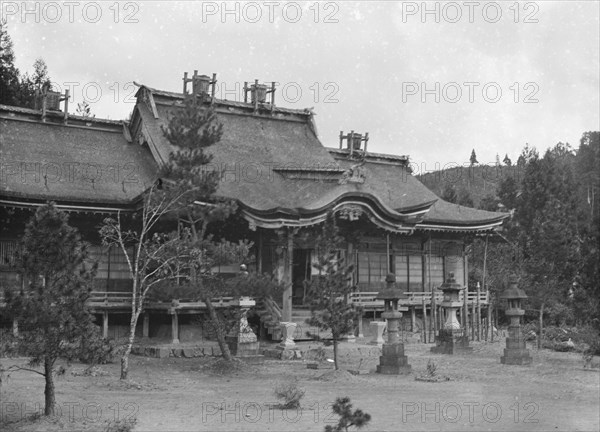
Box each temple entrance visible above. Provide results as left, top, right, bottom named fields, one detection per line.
left=292, top=248, right=312, bottom=305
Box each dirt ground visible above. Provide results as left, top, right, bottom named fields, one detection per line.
left=1, top=340, right=599, bottom=432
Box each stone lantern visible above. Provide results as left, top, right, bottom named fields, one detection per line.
left=431, top=273, right=472, bottom=354
left=499, top=274, right=531, bottom=365
left=376, top=273, right=411, bottom=374
left=226, top=297, right=259, bottom=357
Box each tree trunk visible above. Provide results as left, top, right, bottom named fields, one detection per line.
left=333, top=339, right=339, bottom=370
left=121, top=310, right=141, bottom=380
left=44, top=357, right=56, bottom=416
left=538, top=303, right=544, bottom=350
left=206, top=297, right=233, bottom=361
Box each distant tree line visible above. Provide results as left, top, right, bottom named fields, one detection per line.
left=468, top=133, right=600, bottom=329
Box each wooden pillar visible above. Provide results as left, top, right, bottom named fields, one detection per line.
left=102, top=311, right=108, bottom=339
left=143, top=313, right=150, bottom=338
left=282, top=228, right=294, bottom=322
left=480, top=235, right=488, bottom=342
left=489, top=297, right=494, bottom=342
left=411, top=307, right=416, bottom=332
left=171, top=312, right=180, bottom=344
left=422, top=296, right=427, bottom=343
left=257, top=228, right=263, bottom=273
left=427, top=236, right=436, bottom=340
left=12, top=319, right=18, bottom=337
left=476, top=283, right=481, bottom=341
left=471, top=296, right=476, bottom=340
left=463, top=249, right=468, bottom=333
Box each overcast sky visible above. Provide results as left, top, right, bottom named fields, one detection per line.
left=3, top=1, right=599, bottom=169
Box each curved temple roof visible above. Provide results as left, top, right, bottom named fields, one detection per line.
left=129, top=84, right=508, bottom=233
left=0, top=86, right=508, bottom=233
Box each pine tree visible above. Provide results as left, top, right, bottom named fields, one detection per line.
left=514, top=143, right=581, bottom=336
left=497, top=176, right=518, bottom=210
left=76, top=100, right=95, bottom=119
left=478, top=194, right=500, bottom=211
left=160, top=94, right=251, bottom=362
left=0, top=20, right=21, bottom=105
left=469, top=149, right=478, bottom=166
left=457, top=188, right=474, bottom=207
left=441, top=184, right=458, bottom=203
left=18, top=58, right=52, bottom=108
left=305, top=214, right=359, bottom=370
left=573, top=132, right=600, bottom=324
left=31, top=57, right=51, bottom=89
left=325, top=397, right=371, bottom=432
left=6, top=203, right=107, bottom=415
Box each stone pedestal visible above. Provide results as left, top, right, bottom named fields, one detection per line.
left=501, top=325, right=532, bottom=365
left=357, top=313, right=364, bottom=338
left=377, top=310, right=411, bottom=374
left=374, top=273, right=412, bottom=375
left=278, top=322, right=297, bottom=349
left=226, top=299, right=259, bottom=357
left=376, top=343, right=411, bottom=374
left=369, top=321, right=386, bottom=346
left=431, top=329, right=473, bottom=354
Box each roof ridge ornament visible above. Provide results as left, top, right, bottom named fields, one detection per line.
left=339, top=157, right=366, bottom=184
left=182, top=71, right=217, bottom=105
left=35, top=83, right=69, bottom=124
left=243, top=80, right=276, bottom=114
left=339, top=130, right=369, bottom=159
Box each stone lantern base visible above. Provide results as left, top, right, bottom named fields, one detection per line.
left=431, top=329, right=473, bottom=355
left=226, top=304, right=260, bottom=357
left=501, top=325, right=532, bottom=365
left=376, top=343, right=411, bottom=374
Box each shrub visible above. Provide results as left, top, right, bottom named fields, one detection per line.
left=79, top=336, right=117, bottom=364
left=105, top=418, right=137, bottom=432
left=426, top=359, right=437, bottom=377
left=274, top=379, right=305, bottom=409
left=324, top=397, right=371, bottom=432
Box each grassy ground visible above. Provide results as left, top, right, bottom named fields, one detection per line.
left=1, top=339, right=598, bottom=432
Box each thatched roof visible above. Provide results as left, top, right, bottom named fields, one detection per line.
left=0, top=104, right=157, bottom=210
left=0, top=85, right=508, bottom=231
left=131, top=84, right=508, bottom=232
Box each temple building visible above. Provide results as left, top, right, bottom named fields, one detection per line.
left=0, top=72, right=508, bottom=344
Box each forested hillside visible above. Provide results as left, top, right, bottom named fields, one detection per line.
left=419, top=133, right=600, bottom=329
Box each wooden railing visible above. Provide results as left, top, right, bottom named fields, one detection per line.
left=87, top=291, right=240, bottom=308
left=1, top=291, right=244, bottom=309
left=350, top=290, right=489, bottom=309
left=0, top=240, right=19, bottom=268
